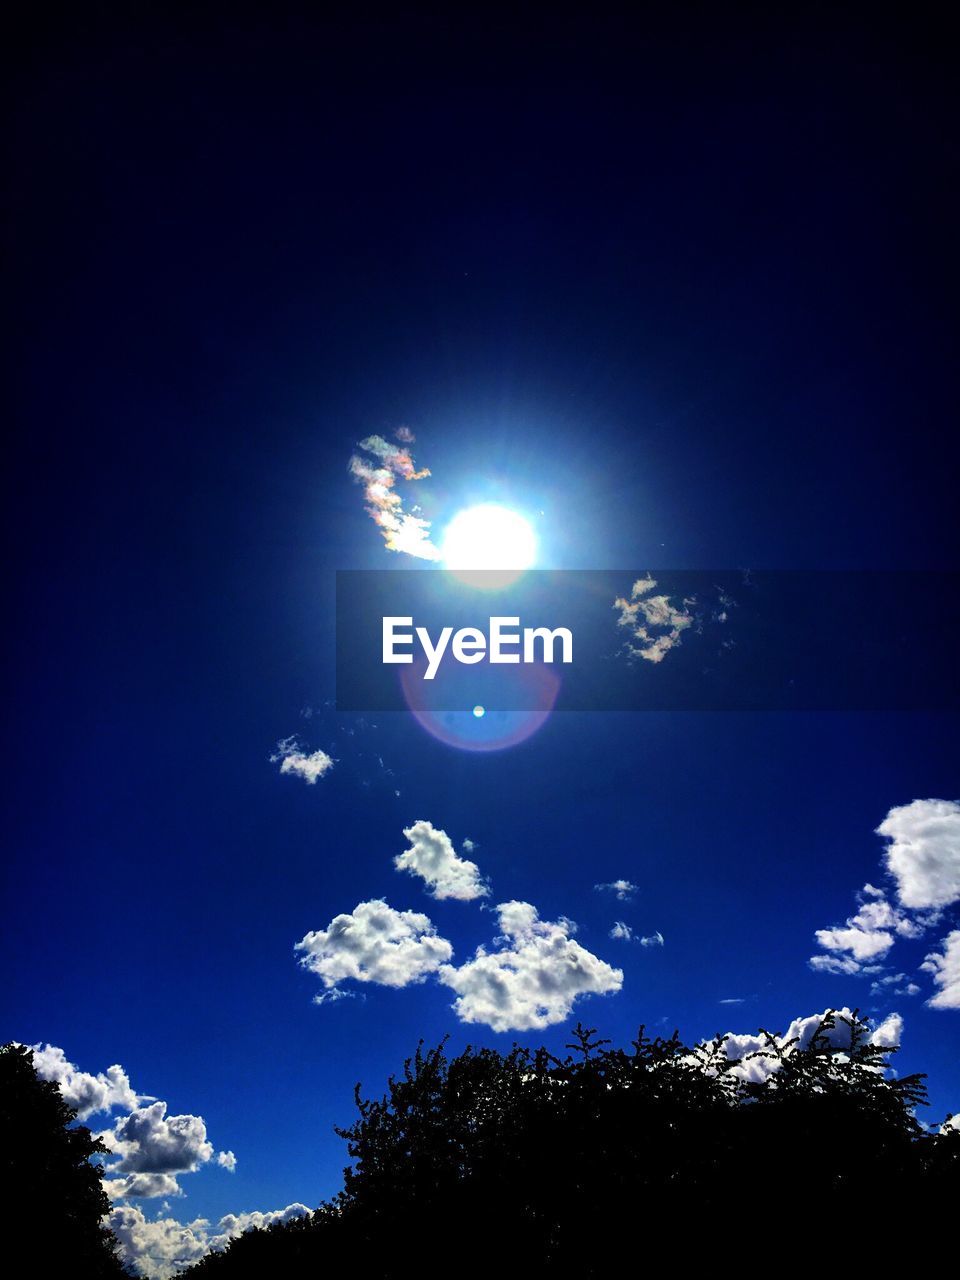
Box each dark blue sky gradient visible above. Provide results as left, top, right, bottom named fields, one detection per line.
left=4, top=7, right=958, bottom=1224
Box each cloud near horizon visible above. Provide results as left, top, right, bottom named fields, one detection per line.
left=701, top=1007, right=903, bottom=1085
left=108, top=1202, right=311, bottom=1280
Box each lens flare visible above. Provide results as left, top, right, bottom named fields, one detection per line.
left=400, top=659, right=560, bottom=752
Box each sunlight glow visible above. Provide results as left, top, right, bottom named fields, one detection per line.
left=441, top=504, right=537, bottom=579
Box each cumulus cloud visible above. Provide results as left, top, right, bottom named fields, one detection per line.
left=296, top=899, right=453, bottom=1001
left=609, top=921, right=633, bottom=941
left=109, top=1203, right=311, bottom=1280
left=271, top=736, right=334, bottom=784
left=639, top=930, right=665, bottom=948
left=812, top=888, right=920, bottom=968
left=808, top=801, right=960, bottom=996
left=349, top=432, right=441, bottom=560
left=595, top=879, right=638, bottom=901
left=704, top=1008, right=903, bottom=1085
left=103, top=1102, right=214, bottom=1177
left=877, top=799, right=960, bottom=910
left=921, top=930, right=960, bottom=1010
left=103, top=1173, right=182, bottom=1201
left=95, top=1101, right=219, bottom=1197
left=28, top=1044, right=232, bottom=1202
left=613, top=574, right=695, bottom=664
left=216, top=1150, right=237, bottom=1172
left=438, top=901, right=623, bottom=1033
left=394, top=820, right=489, bottom=901
left=30, top=1043, right=141, bottom=1120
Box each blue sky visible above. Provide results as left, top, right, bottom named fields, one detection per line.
left=4, top=9, right=958, bottom=1277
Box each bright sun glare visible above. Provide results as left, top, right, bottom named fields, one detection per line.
left=441, top=504, right=537, bottom=572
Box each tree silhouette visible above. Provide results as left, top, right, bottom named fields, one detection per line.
left=0, top=1042, right=131, bottom=1277
left=185, top=1010, right=959, bottom=1277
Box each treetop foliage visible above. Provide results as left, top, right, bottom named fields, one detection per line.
left=0, top=1042, right=131, bottom=1278
left=184, top=1010, right=958, bottom=1277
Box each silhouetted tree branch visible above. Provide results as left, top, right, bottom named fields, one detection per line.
left=183, top=1010, right=959, bottom=1277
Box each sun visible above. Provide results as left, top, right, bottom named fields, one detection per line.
left=441, top=504, right=537, bottom=579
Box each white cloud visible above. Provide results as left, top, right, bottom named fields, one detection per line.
left=349, top=432, right=440, bottom=561
left=869, top=973, right=921, bottom=998
left=28, top=1044, right=233, bottom=1202
left=878, top=799, right=960, bottom=910
left=271, top=736, right=334, bottom=784
left=103, top=1173, right=182, bottom=1201
left=941, top=1113, right=960, bottom=1134
left=296, top=898, right=453, bottom=1000
left=216, top=1150, right=237, bottom=1172
left=108, top=1203, right=311, bottom=1280
left=108, top=1206, right=213, bottom=1279
left=595, top=879, right=638, bottom=901
left=609, top=922, right=662, bottom=945
left=704, top=1007, right=903, bottom=1084
left=868, top=1011, right=904, bottom=1048
left=96, top=1101, right=216, bottom=1198
left=812, top=889, right=919, bottom=967
left=438, top=901, right=623, bottom=1033
left=921, top=930, right=960, bottom=1010
left=809, top=801, right=960, bottom=1000
left=394, top=819, right=489, bottom=901
left=613, top=574, right=695, bottom=663
left=30, top=1044, right=140, bottom=1120
left=808, top=952, right=878, bottom=976
left=214, top=1203, right=312, bottom=1240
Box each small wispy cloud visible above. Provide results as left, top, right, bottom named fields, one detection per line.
left=348, top=430, right=441, bottom=560
left=271, top=737, right=334, bottom=785
left=595, top=879, right=638, bottom=901
left=613, top=574, right=694, bottom=664
left=609, top=921, right=663, bottom=947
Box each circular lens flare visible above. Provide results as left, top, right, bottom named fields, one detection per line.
left=400, top=659, right=560, bottom=752
left=441, top=504, right=537, bottom=588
